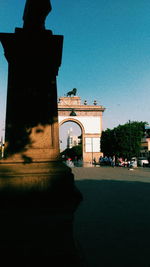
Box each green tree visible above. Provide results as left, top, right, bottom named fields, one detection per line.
left=101, top=121, right=147, bottom=159
left=61, top=144, right=82, bottom=160
left=101, top=129, right=115, bottom=157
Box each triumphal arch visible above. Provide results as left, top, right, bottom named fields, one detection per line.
left=58, top=96, right=105, bottom=163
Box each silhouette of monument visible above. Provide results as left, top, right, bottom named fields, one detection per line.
left=0, top=0, right=62, bottom=162
left=23, top=0, right=52, bottom=30
left=0, top=1, right=82, bottom=265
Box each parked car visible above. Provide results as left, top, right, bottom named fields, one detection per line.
left=129, top=157, right=137, bottom=168
left=138, top=157, right=149, bottom=167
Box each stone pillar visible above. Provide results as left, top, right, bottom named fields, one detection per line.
left=0, top=28, right=63, bottom=162
left=0, top=3, right=83, bottom=265
left=0, top=28, right=83, bottom=266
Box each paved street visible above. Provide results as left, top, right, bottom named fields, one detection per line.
left=72, top=166, right=150, bottom=267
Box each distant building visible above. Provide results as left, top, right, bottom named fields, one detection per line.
left=140, top=125, right=150, bottom=157
left=0, top=137, right=5, bottom=158
left=67, top=128, right=80, bottom=149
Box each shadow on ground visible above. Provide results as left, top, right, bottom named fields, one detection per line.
left=74, top=179, right=150, bottom=267
left=0, top=162, right=83, bottom=267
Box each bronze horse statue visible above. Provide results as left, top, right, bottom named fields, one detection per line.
left=67, top=88, right=77, bottom=97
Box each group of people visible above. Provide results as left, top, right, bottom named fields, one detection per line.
left=93, top=156, right=136, bottom=168
left=98, top=156, right=116, bottom=167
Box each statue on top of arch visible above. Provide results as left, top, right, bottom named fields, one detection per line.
left=67, top=88, right=77, bottom=97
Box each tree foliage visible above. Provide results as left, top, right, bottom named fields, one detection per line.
left=101, top=121, right=147, bottom=159
left=61, top=144, right=82, bottom=160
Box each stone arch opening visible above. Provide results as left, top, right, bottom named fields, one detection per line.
left=59, top=118, right=85, bottom=160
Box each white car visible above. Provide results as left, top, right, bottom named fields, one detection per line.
left=138, top=157, right=149, bottom=167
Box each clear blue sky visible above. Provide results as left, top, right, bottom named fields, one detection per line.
left=0, top=0, right=150, bottom=138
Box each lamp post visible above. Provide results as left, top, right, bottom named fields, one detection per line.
left=129, top=120, right=131, bottom=160
left=113, top=130, right=116, bottom=165
left=91, top=137, right=94, bottom=164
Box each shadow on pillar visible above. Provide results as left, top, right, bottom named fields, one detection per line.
left=0, top=29, right=63, bottom=162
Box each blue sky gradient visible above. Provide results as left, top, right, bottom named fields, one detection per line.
left=0, top=0, right=150, bottom=138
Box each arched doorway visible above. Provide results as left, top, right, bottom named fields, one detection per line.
left=59, top=118, right=85, bottom=161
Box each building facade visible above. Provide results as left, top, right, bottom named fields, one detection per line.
left=67, top=128, right=80, bottom=149
left=140, top=126, right=150, bottom=158
left=58, top=96, right=105, bottom=163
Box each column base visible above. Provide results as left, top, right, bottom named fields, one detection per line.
left=0, top=161, right=83, bottom=266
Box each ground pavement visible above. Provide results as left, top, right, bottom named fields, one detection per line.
left=72, top=166, right=150, bottom=267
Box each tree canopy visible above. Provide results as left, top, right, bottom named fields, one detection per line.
left=101, top=121, right=147, bottom=160
left=61, top=144, right=82, bottom=160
